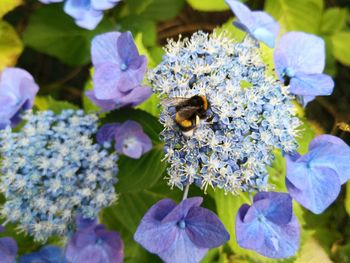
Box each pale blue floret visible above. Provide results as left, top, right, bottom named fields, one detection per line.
left=0, top=110, right=118, bottom=242
left=149, top=32, right=300, bottom=194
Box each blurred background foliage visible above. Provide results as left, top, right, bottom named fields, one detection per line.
left=1, top=0, right=350, bottom=262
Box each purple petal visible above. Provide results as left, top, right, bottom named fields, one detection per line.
left=85, top=90, right=118, bottom=112
left=185, top=206, right=230, bottom=248
left=286, top=154, right=341, bottom=214
left=93, top=63, right=124, bottom=100
left=251, top=11, right=279, bottom=48
left=289, top=73, right=334, bottom=105
left=226, top=0, right=256, bottom=31
left=91, top=0, right=120, bottom=10
left=251, top=192, right=292, bottom=225
left=75, top=215, right=97, bottom=230
left=162, top=197, right=203, bottom=224
left=117, top=32, right=145, bottom=69
left=236, top=193, right=300, bottom=258
left=96, top=123, right=120, bottom=144
left=65, top=224, right=123, bottom=263
left=134, top=199, right=178, bottom=253
left=114, top=121, right=152, bottom=159
left=158, top=231, right=208, bottom=263
left=64, top=0, right=103, bottom=30
left=226, top=0, right=279, bottom=47
left=0, top=68, right=39, bottom=129
left=236, top=204, right=265, bottom=250
left=117, top=86, right=152, bottom=107
left=39, top=0, right=63, bottom=3
left=274, top=32, right=325, bottom=78
left=19, top=246, right=66, bottom=263
left=306, top=135, right=350, bottom=184
left=0, top=237, right=18, bottom=263
left=91, top=32, right=122, bottom=66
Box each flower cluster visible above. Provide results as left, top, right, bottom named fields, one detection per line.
left=149, top=31, right=300, bottom=194
left=0, top=110, right=118, bottom=242
left=39, top=0, right=121, bottom=30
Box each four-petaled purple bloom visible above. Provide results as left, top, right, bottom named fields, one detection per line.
left=274, top=32, right=334, bottom=106
left=0, top=67, right=39, bottom=129
left=87, top=31, right=152, bottom=111
left=97, top=120, right=152, bottom=159
left=0, top=226, right=18, bottom=263
left=226, top=0, right=279, bottom=48
left=19, top=245, right=67, bottom=263
left=134, top=197, right=230, bottom=263
left=286, top=135, right=350, bottom=214
left=65, top=216, right=124, bottom=263
left=236, top=192, right=300, bottom=258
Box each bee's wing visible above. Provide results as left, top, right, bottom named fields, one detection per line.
left=176, top=106, right=201, bottom=121
left=160, top=97, right=189, bottom=107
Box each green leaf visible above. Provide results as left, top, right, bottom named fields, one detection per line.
left=116, top=145, right=166, bottom=193
left=345, top=181, right=350, bottom=216
left=119, top=15, right=157, bottom=47
left=137, top=93, right=160, bottom=117
left=186, top=0, right=229, bottom=12
left=0, top=0, right=21, bottom=18
left=214, top=19, right=246, bottom=42
left=321, top=7, right=347, bottom=35
left=126, top=0, right=185, bottom=22
left=23, top=4, right=115, bottom=66
left=331, top=31, right=350, bottom=66
left=295, top=237, right=332, bottom=263
left=264, top=0, right=324, bottom=34
left=0, top=20, right=23, bottom=70
left=82, top=78, right=101, bottom=113
left=34, top=96, right=79, bottom=114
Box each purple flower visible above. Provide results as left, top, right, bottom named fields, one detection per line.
left=286, top=135, right=350, bottom=214
left=39, top=0, right=63, bottom=3
left=134, top=197, right=230, bottom=263
left=64, top=0, right=103, bottom=30
left=236, top=192, right=300, bottom=258
left=19, top=246, right=67, bottom=263
left=0, top=67, right=39, bottom=129
left=65, top=217, right=124, bottom=263
left=225, top=0, right=279, bottom=48
left=87, top=31, right=151, bottom=109
left=97, top=120, right=152, bottom=159
left=274, top=32, right=334, bottom=106
left=0, top=226, right=18, bottom=263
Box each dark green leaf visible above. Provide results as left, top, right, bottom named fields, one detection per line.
left=23, top=4, right=115, bottom=66
left=126, top=0, right=185, bottom=22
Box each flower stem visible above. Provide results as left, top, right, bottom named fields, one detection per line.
left=182, top=184, right=190, bottom=200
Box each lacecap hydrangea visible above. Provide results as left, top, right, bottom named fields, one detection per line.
left=149, top=31, right=300, bottom=194
left=0, top=110, right=118, bottom=242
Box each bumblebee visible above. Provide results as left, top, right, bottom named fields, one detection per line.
left=162, top=95, right=210, bottom=137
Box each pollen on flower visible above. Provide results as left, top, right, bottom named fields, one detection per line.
left=0, top=110, right=119, bottom=242
left=149, top=31, right=300, bottom=194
